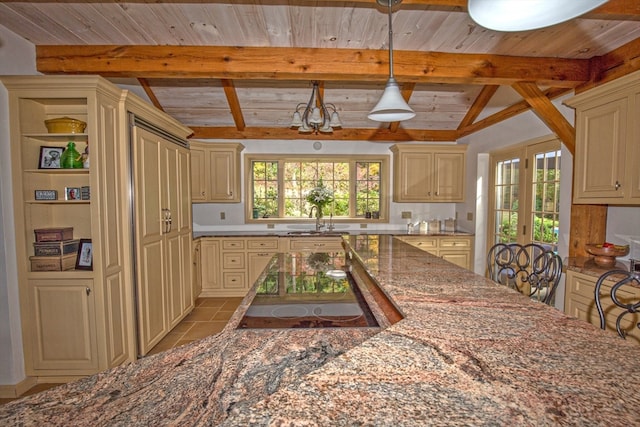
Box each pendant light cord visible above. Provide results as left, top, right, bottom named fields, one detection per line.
left=387, top=0, right=394, bottom=79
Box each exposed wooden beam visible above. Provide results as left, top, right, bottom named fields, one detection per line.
left=189, top=126, right=458, bottom=142
left=137, top=78, right=164, bottom=112
left=511, top=82, right=576, bottom=154
left=36, top=45, right=590, bottom=88
left=221, top=79, right=245, bottom=131
left=457, top=87, right=572, bottom=138
left=457, top=85, right=498, bottom=129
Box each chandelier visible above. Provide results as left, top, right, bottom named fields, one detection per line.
left=290, top=81, right=342, bottom=134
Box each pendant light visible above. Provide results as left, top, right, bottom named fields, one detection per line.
left=468, top=0, right=609, bottom=32
left=368, top=0, right=415, bottom=122
left=290, top=81, right=342, bottom=134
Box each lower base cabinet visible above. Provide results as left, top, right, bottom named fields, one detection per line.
left=26, top=279, right=99, bottom=374
left=199, top=237, right=280, bottom=298
left=394, top=235, right=474, bottom=270
left=565, top=269, right=640, bottom=344
left=198, top=236, right=347, bottom=298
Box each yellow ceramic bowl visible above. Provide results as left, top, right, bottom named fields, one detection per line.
left=585, top=243, right=630, bottom=268
left=44, top=117, right=87, bottom=134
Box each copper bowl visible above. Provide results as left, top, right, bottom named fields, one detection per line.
left=44, top=117, right=87, bottom=134
left=585, top=243, right=630, bottom=268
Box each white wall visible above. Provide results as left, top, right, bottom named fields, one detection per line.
left=192, top=139, right=460, bottom=234
left=0, top=24, right=38, bottom=386
left=457, top=95, right=576, bottom=310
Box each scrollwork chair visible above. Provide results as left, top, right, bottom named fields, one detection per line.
left=594, top=270, right=640, bottom=339
left=487, top=243, right=562, bottom=305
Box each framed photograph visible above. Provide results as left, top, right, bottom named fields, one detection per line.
left=80, top=186, right=91, bottom=200
left=39, top=146, right=64, bottom=169
left=34, top=190, right=58, bottom=200
left=75, top=239, right=93, bottom=270
left=65, top=187, right=81, bottom=200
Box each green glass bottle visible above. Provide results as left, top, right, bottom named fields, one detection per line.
left=60, top=142, right=84, bottom=169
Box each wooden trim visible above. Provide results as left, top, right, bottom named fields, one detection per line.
left=0, top=376, right=37, bottom=398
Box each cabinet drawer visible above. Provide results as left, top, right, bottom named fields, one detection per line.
left=288, top=238, right=343, bottom=251
left=247, top=238, right=279, bottom=251
left=440, top=238, right=471, bottom=248
left=222, top=272, right=246, bottom=290
left=222, top=239, right=245, bottom=250
left=395, top=236, right=437, bottom=249
left=222, top=252, right=245, bottom=269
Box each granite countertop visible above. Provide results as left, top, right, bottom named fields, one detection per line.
left=2, top=235, right=640, bottom=425
left=565, top=255, right=630, bottom=277
left=193, top=229, right=474, bottom=238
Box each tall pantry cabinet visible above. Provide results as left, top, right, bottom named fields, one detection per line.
left=2, top=75, right=193, bottom=381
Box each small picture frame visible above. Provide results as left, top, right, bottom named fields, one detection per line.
left=80, top=186, right=91, bottom=200
left=39, top=146, right=64, bottom=169
left=34, top=190, right=58, bottom=201
left=75, top=239, right=93, bottom=270
left=65, top=187, right=81, bottom=201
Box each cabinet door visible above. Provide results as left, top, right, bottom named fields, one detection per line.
left=192, top=241, right=202, bottom=300
left=190, top=146, right=207, bottom=201
left=394, top=151, right=433, bottom=202
left=573, top=97, right=628, bottom=202
left=27, top=279, right=98, bottom=373
left=133, top=127, right=169, bottom=354
left=433, top=152, right=465, bottom=201
left=440, top=251, right=471, bottom=270
left=208, top=150, right=237, bottom=202
left=630, top=91, right=640, bottom=201
left=248, top=252, right=276, bottom=285
left=200, top=239, right=221, bottom=294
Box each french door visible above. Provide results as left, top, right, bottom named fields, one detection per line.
left=489, top=137, right=561, bottom=251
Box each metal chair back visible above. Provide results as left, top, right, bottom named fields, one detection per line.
left=487, top=242, right=562, bottom=305
left=594, top=270, right=640, bottom=339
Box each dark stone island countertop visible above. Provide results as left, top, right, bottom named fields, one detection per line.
left=2, top=235, right=639, bottom=426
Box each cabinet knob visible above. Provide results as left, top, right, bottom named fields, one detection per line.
left=86, top=287, right=91, bottom=296
left=615, top=181, right=621, bottom=190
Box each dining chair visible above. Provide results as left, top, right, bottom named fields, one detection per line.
left=594, top=270, right=640, bottom=339
left=487, top=242, right=562, bottom=305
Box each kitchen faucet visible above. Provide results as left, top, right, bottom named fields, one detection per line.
left=309, top=206, right=325, bottom=232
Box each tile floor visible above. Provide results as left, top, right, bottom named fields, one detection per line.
left=0, top=297, right=242, bottom=405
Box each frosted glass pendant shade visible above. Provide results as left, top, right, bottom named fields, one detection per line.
left=468, top=0, right=609, bottom=31
left=309, top=107, right=322, bottom=124
left=329, top=111, right=342, bottom=128
left=368, top=78, right=416, bottom=122
left=290, top=111, right=303, bottom=127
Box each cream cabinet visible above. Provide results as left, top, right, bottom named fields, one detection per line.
left=131, top=122, right=193, bottom=355
left=287, top=236, right=344, bottom=252
left=391, top=144, right=466, bottom=202
left=565, top=70, right=640, bottom=204
left=565, top=270, right=640, bottom=344
left=190, top=141, right=244, bottom=203
left=3, top=76, right=132, bottom=378
left=200, top=239, right=221, bottom=295
left=199, top=237, right=280, bottom=298
left=2, top=75, right=193, bottom=378
left=394, top=235, right=474, bottom=270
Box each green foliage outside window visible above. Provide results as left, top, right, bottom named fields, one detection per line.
left=250, top=158, right=383, bottom=219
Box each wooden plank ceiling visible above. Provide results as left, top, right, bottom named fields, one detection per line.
left=1, top=0, right=640, bottom=145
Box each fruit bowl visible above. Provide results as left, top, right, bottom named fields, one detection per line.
left=585, top=243, right=630, bottom=267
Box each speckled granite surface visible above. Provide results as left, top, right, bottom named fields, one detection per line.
left=2, top=235, right=640, bottom=426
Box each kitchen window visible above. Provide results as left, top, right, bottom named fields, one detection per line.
left=246, top=155, right=389, bottom=222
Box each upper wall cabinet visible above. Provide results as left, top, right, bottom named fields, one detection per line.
left=565, top=70, right=640, bottom=205
left=190, top=141, right=244, bottom=203
left=391, top=144, right=467, bottom=203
